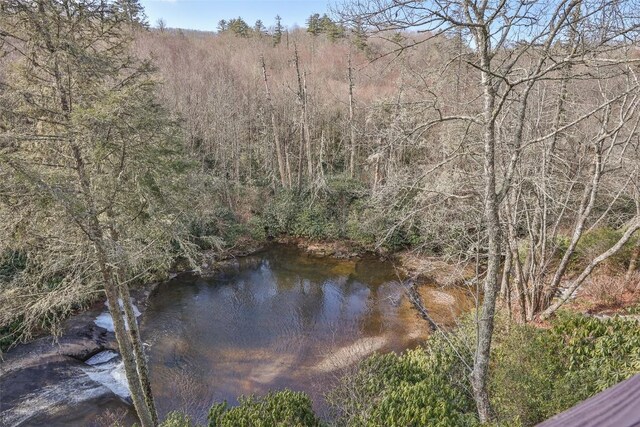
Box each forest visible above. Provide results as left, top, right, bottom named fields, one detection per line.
left=0, top=0, right=639, bottom=426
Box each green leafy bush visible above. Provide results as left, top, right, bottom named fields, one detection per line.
left=293, top=203, right=338, bottom=240
left=556, top=227, right=639, bottom=272
left=551, top=312, right=640, bottom=392
left=0, top=316, right=24, bottom=353
left=247, top=177, right=442, bottom=252
left=327, top=331, right=477, bottom=427
left=345, top=203, right=422, bottom=251
left=0, top=250, right=27, bottom=282
left=247, top=215, right=269, bottom=241
left=256, top=180, right=366, bottom=242
left=160, top=411, right=197, bottom=427
left=328, top=312, right=639, bottom=427
left=189, top=206, right=244, bottom=249
left=208, top=390, right=321, bottom=427
left=345, top=205, right=377, bottom=247
left=491, top=312, right=640, bottom=426
left=490, top=322, right=575, bottom=425
left=260, top=191, right=300, bottom=237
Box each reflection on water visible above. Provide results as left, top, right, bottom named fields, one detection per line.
left=114, top=245, right=465, bottom=424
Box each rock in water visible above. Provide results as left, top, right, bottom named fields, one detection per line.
left=314, top=336, right=387, bottom=373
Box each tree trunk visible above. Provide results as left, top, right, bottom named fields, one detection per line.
left=625, top=238, right=639, bottom=284
left=471, top=38, right=500, bottom=423
left=348, top=51, right=356, bottom=178
left=500, top=253, right=511, bottom=299
left=261, top=56, right=287, bottom=188
left=543, top=150, right=602, bottom=307
left=505, top=191, right=528, bottom=322
left=106, top=214, right=158, bottom=425
left=71, top=144, right=156, bottom=426
left=303, top=74, right=313, bottom=182
left=499, top=244, right=512, bottom=318
left=294, top=45, right=313, bottom=183
left=103, top=275, right=155, bottom=427
left=118, top=283, right=158, bottom=425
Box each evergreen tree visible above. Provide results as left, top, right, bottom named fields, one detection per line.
left=319, top=14, right=333, bottom=32
left=115, top=0, right=148, bottom=27
left=273, top=14, right=283, bottom=46
left=217, top=19, right=228, bottom=32
left=228, top=17, right=250, bottom=37
left=318, top=14, right=345, bottom=42
left=306, top=13, right=321, bottom=36
left=352, top=19, right=368, bottom=51
left=326, top=22, right=345, bottom=42
left=0, top=1, right=211, bottom=425
left=254, top=19, right=267, bottom=36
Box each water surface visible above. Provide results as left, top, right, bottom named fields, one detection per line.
left=141, top=245, right=445, bottom=422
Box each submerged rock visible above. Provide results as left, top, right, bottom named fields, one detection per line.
left=314, top=336, right=387, bottom=373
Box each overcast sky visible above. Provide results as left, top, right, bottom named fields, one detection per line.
left=140, top=0, right=333, bottom=31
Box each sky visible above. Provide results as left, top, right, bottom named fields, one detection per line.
left=139, top=0, right=333, bottom=32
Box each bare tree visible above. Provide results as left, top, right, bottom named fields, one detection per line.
left=261, top=55, right=289, bottom=188
left=156, top=18, right=166, bottom=32
left=348, top=50, right=357, bottom=178
left=336, top=0, right=640, bottom=420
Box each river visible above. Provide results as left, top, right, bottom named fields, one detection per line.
left=1, top=245, right=470, bottom=426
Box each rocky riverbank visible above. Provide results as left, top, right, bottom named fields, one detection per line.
left=271, top=237, right=477, bottom=286
left=0, top=283, right=159, bottom=427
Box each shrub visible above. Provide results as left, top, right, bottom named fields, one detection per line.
left=160, top=412, right=197, bottom=427
left=247, top=215, right=268, bottom=240
left=322, top=176, right=368, bottom=233
left=256, top=182, right=364, bottom=242
left=189, top=207, right=244, bottom=249
left=491, top=312, right=640, bottom=426
left=581, top=274, right=628, bottom=306
left=490, top=323, right=574, bottom=426
left=326, top=331, right=477, bottom=427
left=0, top=316, right=24, bottom=353
left=345, top=205, right=377, bottom=247
left=208, top=390, right=321, bottom=427
left=559, top=227, right=640, bottom=272
left=0, top=250, right=27, bottom=282
left=551, top=312, right=640, bottom=392
left=260, top=191, right=300, bottom=237
left=328, top=312, right=640, bottom=427
left=249, top=177, right=451, bottom=252
left=344, top=204, right=422, bottom=251
left=0, top=251, right=28, bottom=351
left=292, top=203, right=338, bottom=240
